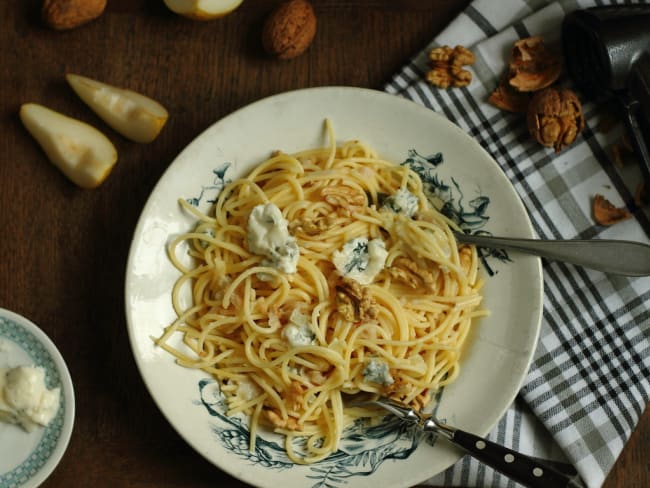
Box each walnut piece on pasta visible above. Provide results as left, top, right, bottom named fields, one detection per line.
left=335, top=277, right=378, bottom=322
left=388, top=256, right=436, bottom=290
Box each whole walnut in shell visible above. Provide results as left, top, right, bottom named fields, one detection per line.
left=263, top=0, right=317, bottom=60
left=42, top=0, right=106, bottom=30
left=527, top=88, right=584, bottom=153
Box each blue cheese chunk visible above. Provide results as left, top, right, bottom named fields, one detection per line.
left=332, top=237, right=388, bottom=285
left=247, top=203, right=299, bottom=274
left=282, top=309, right=315, bottom=348
left=235, top=378, right=262, bottom=402
left=381, top=188, right=419, bottom=217
left=363, top=358, right=394, bottom=386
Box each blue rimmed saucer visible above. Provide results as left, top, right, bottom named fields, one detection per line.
left=0, top=309, right=75, bottom=488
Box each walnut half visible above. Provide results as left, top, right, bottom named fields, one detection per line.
left=320, top=186, right=366, bottom=210
left=335, top=277, right=378, bottom=322
left=388, top=256, right=436, bottom=290
left=426, top=45, right=475, bottom=89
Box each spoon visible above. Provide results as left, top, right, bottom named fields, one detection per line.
left=453, top=231, right=650, bottom=276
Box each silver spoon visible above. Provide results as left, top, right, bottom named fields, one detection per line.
left=453, top=231, right=650, bottom=276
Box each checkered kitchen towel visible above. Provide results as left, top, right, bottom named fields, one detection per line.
left=384, top=1, right=650, bottom=487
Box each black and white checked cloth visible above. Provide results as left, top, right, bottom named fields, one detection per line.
left=384, top=1, right=650, bottom=487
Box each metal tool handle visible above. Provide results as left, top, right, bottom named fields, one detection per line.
left=454, top=232, right=650, bottom=276
left=423, top=419, right=585, bottom=488
left=620, top=93, right=650, bottom=196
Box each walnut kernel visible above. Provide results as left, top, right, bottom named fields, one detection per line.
left=388, top=256, right=436, bottom=290
left=264, top=409, right=301, bottom=430
left=320, top=186, right=366, bottom=209
left=290, top=215, right=334, bottom=236
left=426, top=45, right=475, bottom=89
left=335, top=277, right=378, bottom=322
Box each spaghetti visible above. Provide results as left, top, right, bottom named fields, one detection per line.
left=155, top=121, right=485, bottom=463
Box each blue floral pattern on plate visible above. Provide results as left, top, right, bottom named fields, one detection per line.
left=402, top=149, right=510, bottom=275
left=196, top=379, right=439, bottom=488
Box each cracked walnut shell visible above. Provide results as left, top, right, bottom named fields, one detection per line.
left=488, top=73, right=531, bottom=113
left=488, top=36, right=562, bottom=112
left=426, top=45, right=475, bottom=89
left=527, top=88, right=584, bottom=153
left=508, top=36, right=562, bottom=92
left=592, top=194, right=632, bottom=226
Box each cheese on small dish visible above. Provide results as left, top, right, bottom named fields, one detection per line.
left=0, top=365, right=60, bottom=431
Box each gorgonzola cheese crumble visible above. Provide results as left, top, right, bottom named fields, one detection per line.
left=247, top=203, right=299, bottom=274
left=332, top=237, right=388, bottom=285
left=381, top=187, right=419, bottom=217
left=363, top=358, right=394, bottom=386
left=282, top=309, right=316, bottom=347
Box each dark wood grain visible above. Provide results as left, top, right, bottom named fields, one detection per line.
left=0, top=2, right=647, bottom=487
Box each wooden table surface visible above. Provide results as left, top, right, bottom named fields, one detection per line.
left=1, top=1, right=647, bottom=487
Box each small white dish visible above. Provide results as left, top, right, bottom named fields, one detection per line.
left=0, top=309, right=75, bottom=488
left=125, top=87, right=543, bottom=488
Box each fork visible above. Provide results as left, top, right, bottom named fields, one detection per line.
left=453, top=231, right=650, bottom=276
left=351, top=396, right=586, bottom=488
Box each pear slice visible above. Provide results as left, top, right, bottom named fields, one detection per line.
left=66, top=74, right=168, bottom=143
left=163, top=0, right=243, bottom=20
left=20, top=103, right=118, bottom=189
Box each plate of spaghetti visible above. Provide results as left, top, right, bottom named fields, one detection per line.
left=125, top=87, right=543, bottom=487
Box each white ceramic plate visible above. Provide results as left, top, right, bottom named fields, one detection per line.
left=125, top=87, right=543, bottom=488
left=0, top=308, right=75, bottom=488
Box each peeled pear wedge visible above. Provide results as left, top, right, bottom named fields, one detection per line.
left=66, top=74, right=168, bottom=143
left=163, top=0, right=243, bottom=20
left=19, top=103, right=118, bottom=189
